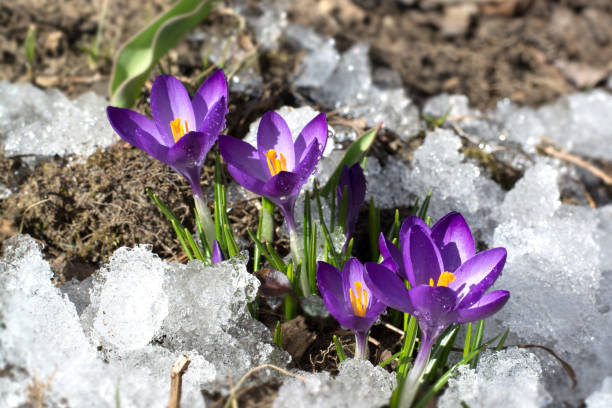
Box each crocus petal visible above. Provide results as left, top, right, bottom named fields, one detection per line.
left=378, top=234, right=405, bottom=279
left=166, top=131, right=214, bottom=166
left=407, top=285, right=458, bottom=327
left=449, top=247, right=507, bottom=309
left=219, top=135, right=267, bottom=181
left=106, top=106, right=170, bottom=161
left=338, top=164, right=366, bottom=239
left=431, top=212, right=475, bottom=272
left=192, top=70, right=228, bottom=131
left=317, top=261, right=350, bottom=318
left=212, top=240, right=223, bottom=264
left=335, top=315, right=380, bottom=332
left=294, top=112, right=327, bottom=164
left=196, top=97, right=227, bottom=138
left=399, top=216, right=430, bottom=241
left=455, top=290, right=510, bottom=323
left=291, top=138, right=320, bottom=181
left=257, top=111, right=295, bottom=172
left=261, top=171, right=303, bottom=199
left=402, top=225, right=444, bottom=287
left=150, top=75, right=196, bottom=144
left=364, top=262, right=415, bottom=314
left=343, top=258, right=366, bottom=293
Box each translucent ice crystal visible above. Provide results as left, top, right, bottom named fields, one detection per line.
left=365, top=129, right=504, bottom=241
left=488, top=162, right=609, bottom=403
left=274, top=359, right=396, bottom=408
left=286, top=25, right=340, bottom=88
left=1, top=236, right=289, bottom=407
left=438, top=348, right=552, bottom=408
left=89, top=246, right=169, bottom=351
left=236, top=0, right=288, bottom=50
left=308, top=43, right=420, bottom=139
left=587, top=377, right=612, bottom=408
left=86, top=246, right=290, bottom=393
left=0, top=235, right=189, bottom=408
left=539, top=90, right=612, bottom=161
left=0, top=82, right=117, bottom=159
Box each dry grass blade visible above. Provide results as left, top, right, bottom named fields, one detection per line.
left=168, top=354, right=191, bottom=408
left=223, top=364, right=309, bottom=408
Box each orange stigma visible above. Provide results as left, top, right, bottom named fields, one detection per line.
left=266, top=149, right=287, bottom=176
left=349, top=281, right=368, bottom=317
left=170, top=118, right=189, bottom=142
left=429, top=272, right=456, bottom=287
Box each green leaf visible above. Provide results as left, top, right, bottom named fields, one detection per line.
left=418, top=188, right=433, bottom=220
left=495, top=327, right=510, bottom=351
left=470, top=320, right=485, bottom=369
left=24, top=25, right=36, bottom=67
left=109, top=0, right=219, bottom=108
left=273, top=321, right=283, bottom=347
left=321, top=123, right=381, bottom=197
left=333, top=335, right=347, bottom=362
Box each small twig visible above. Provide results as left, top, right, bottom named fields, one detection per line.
left=20, top=199, right=51, bottom=233
left=223, top=364, right=309, bottom=408
left=168, top=355, right=191, bottom=408
left=538, top=143, right=612, bottom=185
left=382, top=322, right=405, bottom=337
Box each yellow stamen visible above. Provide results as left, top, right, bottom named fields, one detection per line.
left=349, top=281, right=368, bottom=317
left=429, top=272, right=456, bottom=287
left=170, top=118, right=189, bottom=143
left=265, top=149, right=287, bottom=176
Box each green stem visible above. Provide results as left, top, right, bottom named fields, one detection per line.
left=194, top=195, right=215, bottom=252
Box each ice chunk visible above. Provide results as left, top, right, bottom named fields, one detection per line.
left=88, top=246, right=169, bottom=351
left=587, top=377, right=612, bottom=408
left=364, top=129, right=504, bottom=240
left=487, top=162, right=609, bottom=404
left=274, top=358, right=396, bottom=408
left=438, top=348, right=552, bottom=408
left=0, top=183, right=11, bottom=200
left=0, top=235, right=191, bottom=408
left=539, top=90, right=612, bottom=161
left=597, top=205, right=612, bottom=271
left=85, top=246, right=290, bottom=393
left=423, top=93, right=472, bottom=118
left=309, top=43, right=420, bottom=139
left=1, top=235, right=288, bottom=406
left=286, top=25, right=340, bottom=88
left=0, top=82, right=117, bottom=159
left=237, top=0, right=288, bottom=50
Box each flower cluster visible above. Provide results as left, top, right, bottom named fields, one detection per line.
left=107, top=72, right=509, bottom=407
left=107, top=72, right=327, bottom=258
left=317, top=212, right=509, bottom=406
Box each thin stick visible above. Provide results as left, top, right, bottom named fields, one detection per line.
left=223, top=364, right=309, bottom=408
left=538, top=144, right=612, bottom=185
left=168, top=355, right=190, bottom=408
left=20, top=199, right=50, bottom=233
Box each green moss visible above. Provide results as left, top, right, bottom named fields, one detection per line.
left=462, top=145, right=523, bottom=190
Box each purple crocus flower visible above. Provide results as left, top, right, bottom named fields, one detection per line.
left=212, top=240, right=223, bottom=264
left=365, top=212, right=509, bottom=406
left=337, top=163, right=366, bottom=246
left=317, top=258, right=386, bottom=359
left=219, top=111, right=327, bottom=260
left=106, top=71, right=228, bottom=250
